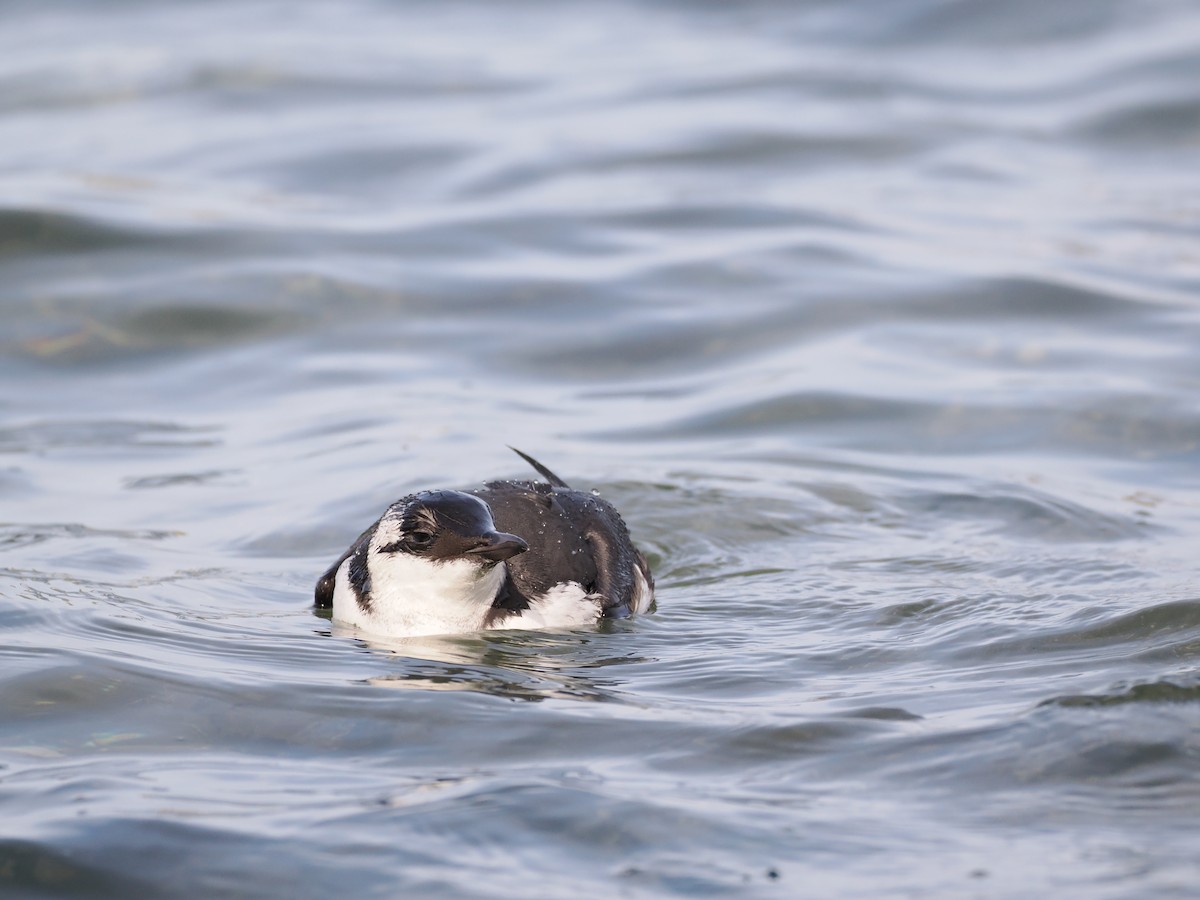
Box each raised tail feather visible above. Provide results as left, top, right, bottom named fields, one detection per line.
left=509, top=447, right=571, bottom=488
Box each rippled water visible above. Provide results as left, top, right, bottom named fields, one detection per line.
left=3, top=1, right=1200, bottom=896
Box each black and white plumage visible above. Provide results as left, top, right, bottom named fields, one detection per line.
left=314, top=450, right=655, bottom=638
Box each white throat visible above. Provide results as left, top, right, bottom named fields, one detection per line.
left=332, top=550, right=507, bottom=638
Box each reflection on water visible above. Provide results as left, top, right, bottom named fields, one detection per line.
left=3, top=0, right=1200, bottom=896
left=333, top=623, right=642, bottom=702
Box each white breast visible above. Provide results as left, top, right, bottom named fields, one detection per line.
left=332, top=553, right=508, bottom=638
left=332, top=558, right=606, bottom=638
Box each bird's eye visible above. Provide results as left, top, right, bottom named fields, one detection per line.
left=407, top=531, right=434, bottom=550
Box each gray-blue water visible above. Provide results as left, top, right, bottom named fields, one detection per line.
left=3, top=1, right=1199, bottom=896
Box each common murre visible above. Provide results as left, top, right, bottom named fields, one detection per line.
left=314, top=450, right=655, bottom=638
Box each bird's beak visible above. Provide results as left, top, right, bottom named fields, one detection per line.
left=466, top=531, right=528, bottom=563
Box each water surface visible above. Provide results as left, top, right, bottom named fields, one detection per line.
left=2, top=1, right=1199, bottom=897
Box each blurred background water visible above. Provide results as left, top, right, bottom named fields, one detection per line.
left=2, top=0, right=1199, bottom=896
